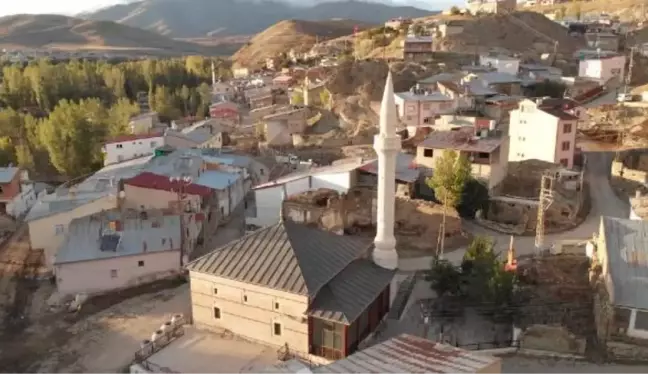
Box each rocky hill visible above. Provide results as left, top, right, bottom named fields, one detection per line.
left=81, top=0, right=435, bottom=38
left=232, top=19, right=373, bottom=69
left=0, top=14, right=223, bottom=55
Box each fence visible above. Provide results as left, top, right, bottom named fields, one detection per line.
left=134, top=322, right=186, bottom=371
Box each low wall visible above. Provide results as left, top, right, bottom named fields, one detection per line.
left=611, top=161, right=648, bottom=184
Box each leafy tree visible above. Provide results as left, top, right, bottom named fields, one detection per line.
left=426, top=150, right=471, bottom=257
left=455, top=178, right=489, bottom=219
left=319, top=89, right=331, bottom=109
left=108, top=98, right=141, bottom=136
left=449, top=6, right=461, bottom=15
left=427, top=259, right=462, bottom=297
left=39, top=99, right=107, bottom=176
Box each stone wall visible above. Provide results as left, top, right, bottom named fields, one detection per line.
left=519, top=325, right=586, bottom=356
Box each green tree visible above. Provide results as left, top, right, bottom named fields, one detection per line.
left=427, top=259, right=462, bottom=297
left=108, top=98, right=141, bottom=136
left=426, top=150, right=471, bottom=257
left=319, top=89, right=331, bottom=109
left=40, top=99, right=107, bottom=176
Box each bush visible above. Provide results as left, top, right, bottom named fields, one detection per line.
left=456, top=178, right=489, bottom=218
left=450, top=6, right=461, bottom=15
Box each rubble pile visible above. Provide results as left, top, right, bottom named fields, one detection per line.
left=500, top=159, right=560, bottom=198
left=516, top=254, right=594, bottom=336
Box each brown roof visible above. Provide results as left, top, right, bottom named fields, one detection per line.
left=419, top=129, right=503, bottom=154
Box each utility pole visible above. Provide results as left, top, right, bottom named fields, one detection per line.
left=535, top=171, right=554, bottom=254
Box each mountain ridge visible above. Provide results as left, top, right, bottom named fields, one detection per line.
left=81, top=0, right=436, bottom=38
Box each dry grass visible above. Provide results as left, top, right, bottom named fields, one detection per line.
left=0, top=14, right=225, bottom=55
left=530, top=0, right=646, bottom=21
left=232, top=19, right=373, bottom=69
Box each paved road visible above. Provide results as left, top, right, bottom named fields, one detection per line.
left=399, top=152, right=629, bottom=270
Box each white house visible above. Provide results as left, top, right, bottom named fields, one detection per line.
left=578, top=54, right=626, bottom=83
left=245, top=160, right=368, bottom=228
left=129, top=112, right=159, bottom=134
left=509, top=98, right=583, bottom=169
left=54, top=209, right=183, bottom=296
left=479, top=54, right=520, bottom=75
left=103, top=132, right=165, bottom=166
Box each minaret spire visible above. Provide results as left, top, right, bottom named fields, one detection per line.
left=372, top=70, right=401, bottom=272
left=211, top=60, right=217, bottom=87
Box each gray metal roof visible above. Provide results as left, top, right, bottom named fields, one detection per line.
left=54, top=209, right=182, bottom=265
left=0, top=167, right=18, bottom=183
left=602, top=216, right=648, bottom=310
left=308, top=260, right=394, bottom=324
left=186, top=221, right=371, bottom=297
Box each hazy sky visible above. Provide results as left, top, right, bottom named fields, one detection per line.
left=0, top=0, right=460, bottom=17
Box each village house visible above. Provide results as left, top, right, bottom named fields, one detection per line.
left=294, top=77, right=327, bottom=107
left=483, top=95, right=523, bottom=123
left=102, top=132, right=165, bottom=166
left=273, top=75, right=295, bottom=89
left=186, top=220, right=395, bottom=360
left=212, top=81, right=234, bottom=100
left=466, top=0, right=516, bottom=14
left=0, top=167, right=38, bottom=218
left=264, top=334, right=502, bottom=373
left=479, top=54, right=520, bottom=75
left=509, top=98, right=583, bottom=169
left=437, top=20, right=466, bottom=38
left=462, top=72, right=522, bottom=96
left=233, top=67, right=250, bottom=79
left=415, top=127, right=509, bottom=190
left=585, top=32, right=620, bottom=52
left=436, top=80, right=495, bottom=111
left=384, top=17, right=412, bottom=30
left=402, top=36, right=434, bottom=61
left=249, top=93, right=276, bottom=110
left=263, top=107, right=309, bottom=135
left=394, top=87, right=456, bottom=128
left=53, top=208, right=185, bottom=296
left=26, top=156, right=153, bottom=269
left=129, top=112, right=160, bottom=135
left=122, top=151, right=247, bottom=223
left=417, top=73, right=463, bottom=91
left=209, top=100, right=240, bottom=124
left=594, top=216, right=648, bottom=341
left=518, top=64, right=563, bottom=86
left=578, top=53, right=626, bottom=83
left=164, top=120, right=224, bottom=149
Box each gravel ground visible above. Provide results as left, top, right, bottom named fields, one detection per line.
left=502, top=355, right=648, bottom=373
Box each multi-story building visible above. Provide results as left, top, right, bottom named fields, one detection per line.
left=578, top=53, right=626, bottom=83
left=394, top=87, right=456, bottom=128
left=102, top=132, right=165, bottom=166
left=508, top=98, right=584, bottom=169
left=402, top=36, right=434, bottom=61
left=415, top=127, right=509, bottom=190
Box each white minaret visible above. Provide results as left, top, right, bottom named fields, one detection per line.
left=373, top=71, right=400, bottom=275
left=211, top=60, right=217, bottom=87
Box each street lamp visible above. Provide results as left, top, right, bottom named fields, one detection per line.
left=169, top=175, right=193, bottom=267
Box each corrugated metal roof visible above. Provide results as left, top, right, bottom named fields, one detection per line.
left=195, top=170, right=239, bottom=190
left=359, top=153, right=419, bottom=183
left=602, top=216, right=648, bottom=310
left=314, top=334, right=500, bottom=373
left=55, top=209, right=181, bottom=265
left=419, top=129, right=504, bottom=154
left=254, top=159, right=371, bottom=190
left=0, top=167, right=18, bottom=183
left=309, top=260, right=394, bottom=324
left=186, top=221, right=370, bottom=297
left=125, top=172, right=213, bottom=196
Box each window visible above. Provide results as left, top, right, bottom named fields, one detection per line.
left=260, top=169, right=264, bottom=176
left=274, top=302, right=280, bottom=310
left=273, top=322, right=282, bottom=336
left=213, top=307, right=221, bottom=319
left=138, top=260, right=144, bottom=267
left=54, top=224, right=65, bottom=236
left=150, top=141, right=157, bottom=148
left=243, top=295, right=248, bottom=302
left=635, top=310, right=648, bottom=331
left=560, top=158, right=568, bottom=167
left=110, top=269, right=118, bottom=278
left=406, top=115, right=413, bottom=121
left=561, top=141, right=570, bottom=151
left=423, top=149, right=434, bottom=158
left=477, top=152, right=489, bottom=159
left=563, top=123, right=572, bottom=134
left=213, top=287, right=218, bottom=295
left=116, top=144, right=123, bottom=149
left=423, top=117, right=432, bottom=124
